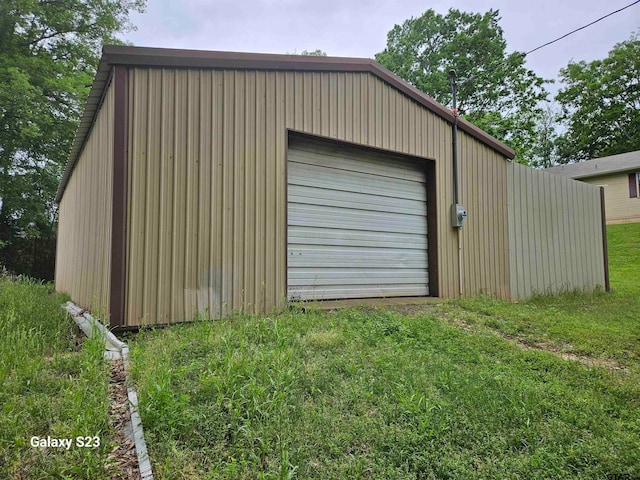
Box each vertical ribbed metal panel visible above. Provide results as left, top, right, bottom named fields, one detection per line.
left=55, top=80, right=114, bottom=314
left=458, top=135, right=510, bottom=298
left=507, top=162, right=605, bottom=300
left=287, top=137, right=429, bottom=300
left=125, top=68, right=510, bottom=325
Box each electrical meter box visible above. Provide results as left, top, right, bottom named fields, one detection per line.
left=450, top=203, right=467, bottom=228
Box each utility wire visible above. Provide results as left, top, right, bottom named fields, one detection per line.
left=524, top=0, right=640, bottom=56
left=458, top=0, right=640, bottom=87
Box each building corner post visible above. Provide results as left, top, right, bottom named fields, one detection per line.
left=109, top=66, right=129, bottom=328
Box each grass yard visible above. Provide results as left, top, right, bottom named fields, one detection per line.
left=129, top=223, right=640, bottom=479
left=0, top=273, right=113, bottom=479
left=451, top=222, right=640, bottom=370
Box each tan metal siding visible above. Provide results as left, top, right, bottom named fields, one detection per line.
left=55, top=80, right=114, bottom=314
left=458, top=135, right=510, bottom=298
left=579, top=173, right=640, bottom=224
left=507, top=163, right=605, bottom=300
left=125, top=68, right=510, bottom=325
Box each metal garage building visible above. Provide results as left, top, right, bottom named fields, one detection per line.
left=55, top=46, right=608, bottom=328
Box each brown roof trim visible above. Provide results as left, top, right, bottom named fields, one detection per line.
left=56, top=45, right=515, bottom=202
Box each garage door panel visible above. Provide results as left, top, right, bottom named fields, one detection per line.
left=289, top=145, right=423, bottom=182
left=287, top=139, right=429, bottom=300
left=289, top=284, right=430, bottom=300
left=288, top=248, right=427, bottom=268
left=288, top=185, right=426, bottom=215
left=290, top=243, right=426, bottom=252
left=289, top=211, right=425, bottom=237
left=289, top=162, right=425, bottom=201
left=288, top=227, right=427, bottom=249
left=289, top=268, right=428, bottom=285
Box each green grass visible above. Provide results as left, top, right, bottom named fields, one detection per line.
left=608, top=222, right=640, bottom=294
left=451, top=222, right=640, bottom=368
left=0, top=273, right=113, bottom=479
left=129, top=223, right=640, bottom=479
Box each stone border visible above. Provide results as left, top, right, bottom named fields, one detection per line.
left=63, top=302, right=154, bottom=480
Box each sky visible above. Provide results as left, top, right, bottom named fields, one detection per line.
left=123, top=0, right=640, bottom=94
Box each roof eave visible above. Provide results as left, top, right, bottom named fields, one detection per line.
left=573, top=166, right=640, bottom=179
left=548, top=164, right=640, bottom=180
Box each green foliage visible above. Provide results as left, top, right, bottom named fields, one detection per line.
left=530, top=102, right=560, bottom=168
left=375, top=8, right=550, bottom=164
left=0, top=0, right=145, bottom=279
left=286, top=49, right=328, bottom=56
left=300, top=49, right=327, bottom=56
left=555, top=33, right=640, bottom=163
left=0, top=272, right=112, bottom=478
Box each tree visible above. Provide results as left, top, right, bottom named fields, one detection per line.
left=555, top=33, right=640, bottom=163
left=530, top=102, right=559, bottom=168
left=300, top=49, right=327, bottom=56
left=0, top=0, right=145, bottom=279
left=287, top=49, right=328, bottom=56
left=375, top=8, right=550, bottom=164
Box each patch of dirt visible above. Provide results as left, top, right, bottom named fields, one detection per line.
left=108, top=359, right=141, bottom=480
left=440, top=312, right=628, bottom=372
left=43, top=352, right=78, bottom=362
left=386, top=304, right=439, bottom=316
left=504, top=335, right=627, bottom=371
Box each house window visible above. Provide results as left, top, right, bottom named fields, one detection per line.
left=630, top=173, right=640, bottom=198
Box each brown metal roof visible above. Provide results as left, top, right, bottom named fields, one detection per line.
left=56, top=45, right=516, bottom=202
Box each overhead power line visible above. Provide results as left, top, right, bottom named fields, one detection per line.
left=458, top=0, right=640, bottom=87
left=524, top=0, right=640, bottom=56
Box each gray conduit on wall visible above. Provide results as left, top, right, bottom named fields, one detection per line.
left=448, top=69, right=464, bottom=296
left=63, top=302, right=154, bottom=480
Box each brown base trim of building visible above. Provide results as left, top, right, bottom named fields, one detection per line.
left=109, top=66, right=129, bottom=327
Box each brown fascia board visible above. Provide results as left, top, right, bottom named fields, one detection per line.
left=56, top=45, right=515, bottom=202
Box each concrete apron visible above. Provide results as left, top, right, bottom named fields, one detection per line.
left=63, top=302, right=153, bottom=480
left=291, top=296, right=443, bottom=310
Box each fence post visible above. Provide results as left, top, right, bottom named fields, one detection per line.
left=599, top=187, right=610, bottom=292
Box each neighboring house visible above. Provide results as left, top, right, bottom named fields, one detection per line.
left=546, top=151, right=640, bottom=224
left=55, top=45, right=608, bottom=328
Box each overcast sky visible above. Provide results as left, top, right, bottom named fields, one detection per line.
left=123, top=0, right=639, bottom=93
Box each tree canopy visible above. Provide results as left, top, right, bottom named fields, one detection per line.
left=286, top=49, right=328, bottom=56
left=375, top=8, right=550, bottom=165
left=554, top=33, right=640, bottom=163
left=0, top=0, right=145, bottom=278
left=301, top=49, right=327, bottom=56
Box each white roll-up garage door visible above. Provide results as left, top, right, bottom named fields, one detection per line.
left=287, top=137, right=429, bottom=300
